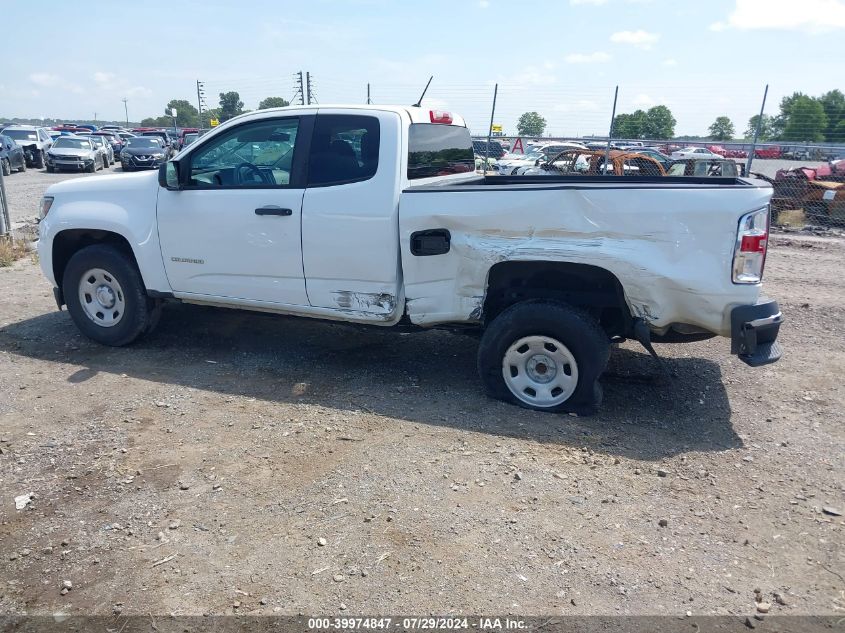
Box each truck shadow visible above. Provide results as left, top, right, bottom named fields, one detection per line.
left=0, top=303, right=741, bottom=460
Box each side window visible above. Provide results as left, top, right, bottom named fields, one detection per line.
left=188, top=118, right=300, bottom=188
left=307, top=114, right=379, bottom=187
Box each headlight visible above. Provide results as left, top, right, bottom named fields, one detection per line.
left=152, top=153, right=164, bottom=158
left=40, top=196, right=54, bottom=219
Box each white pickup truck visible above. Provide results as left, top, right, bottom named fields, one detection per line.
left=36, top=105, right=782, bottom=413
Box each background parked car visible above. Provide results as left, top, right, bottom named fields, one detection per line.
left=92, top=130, right=125, bottom=158
left=45, top=136, right=103, bottom=172
left=82, top=134, right=114, bottom=167
left=121, top=136, right=169, bottom=171
left=471, top=139, right=505, bottom=159
left=0, top=125, right=52, bottom=168
left=182, top=131, right=200, bottom=147
left=670, top=146, right=723, bottom=160
left=0, top=133, right=27, bottom=175
left=140, top=130, right=176, bottom=156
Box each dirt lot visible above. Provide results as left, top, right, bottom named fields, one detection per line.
left=0, top=167, right=842, bottom=617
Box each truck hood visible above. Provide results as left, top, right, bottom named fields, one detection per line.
left=46, top=170, right=158, bottom=196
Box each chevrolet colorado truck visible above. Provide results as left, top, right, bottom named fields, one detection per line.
left=36, top=105, right=783, bottom=413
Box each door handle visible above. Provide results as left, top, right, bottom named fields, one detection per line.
left=255, top=206, right=293, bottom=216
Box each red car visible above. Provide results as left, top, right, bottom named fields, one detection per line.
left=754, top=146, right=782, bottom=159
left=707, top=145, right=728, bottom=157
left=178, top=128, right=199, bottom=149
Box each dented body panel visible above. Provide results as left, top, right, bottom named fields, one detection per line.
left=399, top=178, right=772, bottom=336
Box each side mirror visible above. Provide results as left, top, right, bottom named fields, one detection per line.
left=535, top=159, right=540, bottom=166
left=159, top=161, right=182, bottom=190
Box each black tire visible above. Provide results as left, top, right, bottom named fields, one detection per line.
left=46, top=164, right=54, bottom=173
left=34, top=149, right=45, bottom=169
left=804, top=202, right=829, bottom=227
left=123, top=162, right=132, bottom=172
left=18, top=156, right=26, bottom=172
left=478, top=299, right=610, bottom=414
left=62, top=244, right=153, bottom=346
left=1, top=159, right=9, bottom=177
left=86, top=160, right=96, bottom=173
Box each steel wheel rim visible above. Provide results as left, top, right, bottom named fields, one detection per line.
left=502, top=335, right=579, bottom=407
left=78, top=268, right=126, bottom=328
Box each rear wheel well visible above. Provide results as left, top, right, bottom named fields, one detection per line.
left=52, top=230, right=140, bottom=293
left=482, top=261, right=631, bottom=338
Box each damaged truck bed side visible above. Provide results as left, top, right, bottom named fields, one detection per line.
left=37, top=104, right=782, bottom=413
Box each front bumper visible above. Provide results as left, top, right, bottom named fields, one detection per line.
left=47, top=158, right=94, bottom=171
left=122, top=155, right=165, bottom=169
left=730, top=298, right=783, bottom=367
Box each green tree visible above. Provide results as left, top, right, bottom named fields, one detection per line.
left=708, top=116, right=735, bottom=141
left=164, top=99, right=199, bottom=127
left=745, top=114, right=775, bottom=141
left=642, top=105, right=676, bottom=139
left=516, top=111, right=547, bottom=136
left=218, top=91, right=244, bottom=122
left=258, top=96, right=290, bottom=110
left=613, top=105, right=675, bottom=139
left=781, top=95, right=828, bottom=142
left=818, top=89, right=845, bottom=141
left=831, top=119, right=845, bottom=143
left=613, top=110, right=647, bottom=139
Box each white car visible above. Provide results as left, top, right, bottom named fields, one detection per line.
left=0, top=124, right=53, bottom=168
left=37, top=104, right=782, bottom=414
left=495, top=152, right=545, bottom=175
left=671, top=147, right=723, bottom=160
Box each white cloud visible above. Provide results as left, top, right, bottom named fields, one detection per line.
left=564, top=52, right=612, bottom=63
left=93, top=71, right=116, bottom=84
left=609, top=30, right=660, bottom=49
left=661, top=58, right=678, bottom=67
left=712, top=0, right=845, bottom=32
left=478, top=0, right=490, bottom=7
left=29, top=72, right=83, bottom=94
left=633, top=93, right=655, bottom=108
left=570, top=0, right=608, bottom=4
left=29, top=73, right=57, bottom=87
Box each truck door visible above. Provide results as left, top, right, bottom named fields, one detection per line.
left=157, top=114, right=314, bottom=306
left=301, top=111, right=402, bottom=316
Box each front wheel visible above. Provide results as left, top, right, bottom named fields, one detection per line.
left=62, top=245, right=154, bottom=346
left=477, top=300, right=610, bottom=413
left=1, top=159, right=9, bottom=176
left=34, top=149, right=46, bottom=169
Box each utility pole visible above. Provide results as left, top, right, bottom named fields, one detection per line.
left=196, top=80, right=207, bottom=130
left=367, top=83, right=371, bottom=105
left=94, top=112, right=97, bottom=122
left=122, top=98, right=129, bottom=126
left=306, top=72, right=312, bottom=105
left=294, top=72, right=305, bottom=105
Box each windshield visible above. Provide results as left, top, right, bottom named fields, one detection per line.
left=53, top=138, right=91, bottom=149
left=3, top=129, right=38, bottom=141
left=88, top=137, right=104, bottom=146
left=127, top=137, right=162, bottom=148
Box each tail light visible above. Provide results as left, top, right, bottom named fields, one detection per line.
left=732, top=207, right=769, bottom=284
left=429, top=110, right=453, bottom=124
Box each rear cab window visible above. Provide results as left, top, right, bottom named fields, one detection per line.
left=407, top=124, right=474, bottom=180
left=307, top=114, right=380, bottom=187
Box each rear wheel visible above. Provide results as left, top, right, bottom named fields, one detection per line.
left=478, top=300, right=610, bottom=413
left=1, top=159, right=9, bottom=176
left=62, top=245, right=153, bottom=346
left=18, top=156, right=26, bottom=172
left=804, top=202, right=830, bottom=226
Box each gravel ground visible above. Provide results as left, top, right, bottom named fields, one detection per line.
left=0, top=168, right=842, bottom=618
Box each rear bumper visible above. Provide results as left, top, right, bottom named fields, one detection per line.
left=730, top=298, right=783, bottom=367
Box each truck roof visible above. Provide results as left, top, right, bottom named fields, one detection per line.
left=226, top=104, right=468, bottom=128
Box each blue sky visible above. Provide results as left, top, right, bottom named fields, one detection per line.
left=1, top=0, right=843, bottom=136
